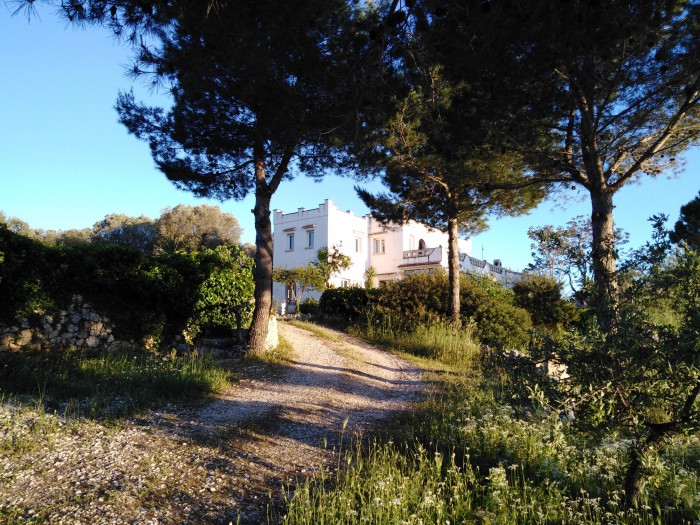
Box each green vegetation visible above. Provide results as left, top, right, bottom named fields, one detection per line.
left=0, top=348, right=231, bottom=420
left=320, top=272, right=532, bottom=350
left=351, top=313, right=479, bottom=368
left=0, top=226, right=244, bottom=421
left=286, top=217, right=699, bottom=523
left=282, top=367, right=699, bottom=524
left=0, top=227, right=254, bottom=347
left=0, top=399, right=62, bottom=455
left=1, top=204, right=243, bottom=254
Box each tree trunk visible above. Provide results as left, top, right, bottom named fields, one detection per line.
left=590, top=188, right=619, bottom=332
left=624, top=435, right=666, bottom=508
left=624, top=444, right=644, bottom=507
left=248, top=158, right=274, bottom=355
left=447, top=217, right=461, bottom=325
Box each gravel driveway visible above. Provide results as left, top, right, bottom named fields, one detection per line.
left=1, top=322, right=424, bottom=524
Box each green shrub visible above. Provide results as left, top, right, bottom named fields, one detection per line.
left=185, top=245, right=255, bottom=341
left=458, top=274, right=532, bottom=349
left=0, top=226, right=64, bottom=323
left=512, top=274, right=580, bottom=332
left=0, top=228, right=255, bottom=350
left=319, top=272, right=532, bottom=350
left=299, top=297, right=320, bottom=315
left=319, top=287, right=378, bottom=321
left=373, top=273, right=449, bottom=333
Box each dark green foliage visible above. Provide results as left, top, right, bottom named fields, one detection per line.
left=320, top=272, right=532, bottom=349
left=457, top=275, right=532, bottom=350
left=370, top=273, right=449, bottom=332
left=319, top=287, right=378, bottom=321
left=374, top=272, right=533, bottom=348
left=517, top=0, right=700, bottom=329
left=522, top=218, right=700, bottom=505
left=512, top=274, right=579, bottom=332
left=670, top=191, right=700, bottom=250
left=299, top=297, right=320, bottom=315
left=0, top=225, right=55, bottom=323
left=107, top=0, right=394, bottom=352
left=56, top=242, right=200, bottom=345
left=0, top=228, right=254, bottom=349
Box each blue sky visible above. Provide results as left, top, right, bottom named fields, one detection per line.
left=1, top=4, right=698, bottom=272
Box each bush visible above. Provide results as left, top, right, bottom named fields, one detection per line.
left=299, top=297, right=320, bottom=315
left=319, top=287, right=378, bottom=321
left=365, top=273, right=532, bottom=350
left=0, top=228, right=255, bottom=350
left=512, top=274, right=579, bottom=332
left=373, top=273, right=449, bottom=333
left=319, top=272, right=532, bottom=349
left=185, top=245, right=255, bottom=341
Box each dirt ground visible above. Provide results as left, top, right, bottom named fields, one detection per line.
left=0, top=322, right=425, bottom=524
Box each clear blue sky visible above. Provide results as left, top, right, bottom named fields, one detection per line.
left=2, top=4, right=698, bottom=272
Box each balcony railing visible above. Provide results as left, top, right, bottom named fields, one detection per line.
left=402, top=247, right=442, bottom=264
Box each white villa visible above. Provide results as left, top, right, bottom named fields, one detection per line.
left=272, top=199, right=523, bottom=304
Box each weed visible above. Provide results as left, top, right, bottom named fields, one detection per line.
left=0, top=348, right=232, bottom=420
left=351, top=311, right=480, bottom=368
left=280, top=349, right=700, bottom=524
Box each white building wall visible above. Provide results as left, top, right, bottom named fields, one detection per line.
left=272, top=198, right=520, bottom=305
left=272, top=199, right=368, bottom=303
left=326, top=204, right=369, bottom=288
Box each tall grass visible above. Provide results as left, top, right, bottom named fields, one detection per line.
left=281, top=365, right=700, bottom=525
left=0, top=348, right=232, bottom=419
left=351, top=309, right=480, bottom=367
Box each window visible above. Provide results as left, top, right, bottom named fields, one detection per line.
left=418, top=239, right=426, bottom=250
left=355, top=236, right=362, bottom=253
left=287, top=233, right=295, bottom=251
left=373, top=238, right=385, bottom=255
left=307, top=230, right=314, bottom=248
left=341, top=279, right=351, bottom=287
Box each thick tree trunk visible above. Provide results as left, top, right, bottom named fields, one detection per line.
left=248, top=158, right=274, bottom=355
left=447, top=218, right=461, bottom=325
left=590, top=188, right=619, bottom=332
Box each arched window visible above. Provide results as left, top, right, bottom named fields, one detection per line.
left=418, top=239, right=426, bottom=250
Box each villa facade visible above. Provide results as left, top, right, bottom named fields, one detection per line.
left=272, top=199, right=523, bottom=304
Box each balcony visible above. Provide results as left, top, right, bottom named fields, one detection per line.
left=402, top=247, right=442, bottom=265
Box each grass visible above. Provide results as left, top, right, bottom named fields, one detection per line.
left=0, top=347, right=232, bottom=420
left=281, top=373, right=700, bottom=524
left=350, top=311, right=481, bottom=368
left=287, top=319, right=343, bottom=343
left=0, top=398, right=62, bottom=456
left=278, top=323, right=700, bottom=525
left=245, top=334, right=296, bottom=369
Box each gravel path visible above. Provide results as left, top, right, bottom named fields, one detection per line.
left=1, top=322, right=425, bottom=524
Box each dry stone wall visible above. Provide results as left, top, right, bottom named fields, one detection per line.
left=0, top=298, right=118, bottom=351
left=1, top=297, right=276, bottom=354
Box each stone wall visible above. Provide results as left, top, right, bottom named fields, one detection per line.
left=0, top=299, right=116, bottom=351
left=1, top=298, right=274, bottom=354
